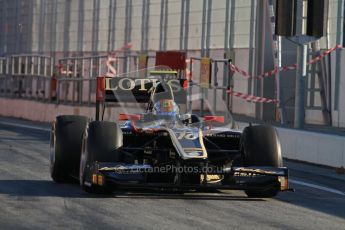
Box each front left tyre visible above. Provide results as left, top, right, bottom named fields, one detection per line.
left=241, top=125, right=283, bottom=198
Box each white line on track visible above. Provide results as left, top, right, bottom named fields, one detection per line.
left=290, top=179, right=345, bottom=196
left=0, top=121, right=50, bottom=132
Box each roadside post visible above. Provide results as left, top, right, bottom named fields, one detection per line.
left=200, top=57, right=212, bottom=117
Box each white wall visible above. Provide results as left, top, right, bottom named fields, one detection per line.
left=278, top=127, right=345, bottom=168
left=330, top=50, right=345, bottom=128
left=321, top=0, right=344, bottom=48
left=132, top=1, right=144, bottom=51
left=12, top=0, right=343, bottom=54
left=166, top=0, right=182, bottom=50
left=29, top=0, right=260, bottom=52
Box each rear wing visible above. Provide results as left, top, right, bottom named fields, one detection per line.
left=97, top=75, right=187, bottom=104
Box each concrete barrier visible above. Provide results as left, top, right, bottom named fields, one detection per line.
left=0, top=98, right=124, bottom=123
left=0, top=98, right=344, bottom=168
left=277, top=128, right=345, bottom=168
left=0, top=98, right=92, bottom=122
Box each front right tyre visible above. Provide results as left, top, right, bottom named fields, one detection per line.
left=79, top=121, right=123, bottom=194
left=50, top=115, right=88, bottom=183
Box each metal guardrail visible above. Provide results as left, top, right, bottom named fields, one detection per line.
left=0, top=54, right=54, bottom=103
left=0, top=54, right=53, bottom=77
left=0, top=53, right=234, bottom=116
left=0, top=75, right=50, bottom=101
left=0, top=53, right=148, bottom=106
left=0, top=75, right=97, bottom=106
left=0, top=53, right=156, bottom=107
left=57, top=54, right=156, bottom=79
left=55, top=77, right=97, bottom=106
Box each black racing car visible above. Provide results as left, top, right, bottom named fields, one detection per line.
left=50, top=68, right=291, bottom=197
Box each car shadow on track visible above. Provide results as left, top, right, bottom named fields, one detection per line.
left=112, top=193, right=263, bottom=201
left=111, top=188, right=264, bottom=201
left=0, top=179, right=264, bottom=201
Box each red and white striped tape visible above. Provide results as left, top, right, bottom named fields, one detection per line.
left=229, top=45, right=342, bottom=80
left=229, top=63, right=297, bottom=80
left=109, top=42, right=133, bottom=57
left=227, top=90, right=279, bottom=103
left=307, top=44, right=341, bottom=65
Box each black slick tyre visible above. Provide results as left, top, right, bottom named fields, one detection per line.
left=50, top=115, right=88, bottom=183
left=241, top=125, right=282, bottom=198
left=80, top=121, right=123, bottom=194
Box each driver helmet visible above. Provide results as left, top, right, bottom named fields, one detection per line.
left=153, top=99, right=179, bottom=116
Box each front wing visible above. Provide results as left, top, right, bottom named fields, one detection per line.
left=84, top=162, right=291, bottom=192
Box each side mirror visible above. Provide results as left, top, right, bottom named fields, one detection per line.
left=203, top=116, right=225, bottom=123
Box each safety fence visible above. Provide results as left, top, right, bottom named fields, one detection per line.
left=0, top=75, right=99, bottom=105
left=0, top=48, right=155, bottom=106
left=0, top=54, right=54, bottom=102
left=0, top=45, right=341, bottom=109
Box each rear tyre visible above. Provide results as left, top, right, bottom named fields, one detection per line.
left=80, top=121, right=123, bottom=194
left=241, top=125, right=282, bottom=198
left=50, top=115, right=88, bottom=183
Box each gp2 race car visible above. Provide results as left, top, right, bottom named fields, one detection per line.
left=50, top=68, right=291, bottom=198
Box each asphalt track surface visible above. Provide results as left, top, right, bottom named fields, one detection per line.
left=0, top=117, right=345, bottom=230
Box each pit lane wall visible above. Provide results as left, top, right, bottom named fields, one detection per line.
left=277, top=127, right=345, bottom=169
left=0, top=98, right=125, bottom=125
left=1, top=97, right=344, bottom=168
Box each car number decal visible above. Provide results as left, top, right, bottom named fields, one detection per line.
left=176, top=131, right=198, bottom=140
